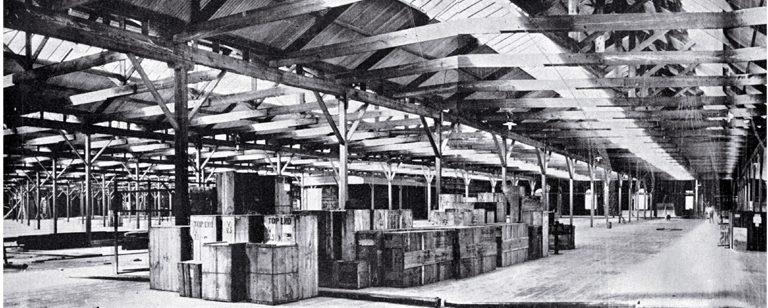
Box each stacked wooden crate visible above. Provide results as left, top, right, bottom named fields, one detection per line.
left=382, top=230, right=455, bottom=287
left=221, top=214, right=264, bottom=243
left=201, top=242, right=248, bottom=302
left=430, top=210, right=487, bottom=226
left=495, top=223, right=529, bottom=267
left=190, top=215, right=221, bottom=260
left=454, top=225, right=497, bottom=279
left=372, top=209, right=413, bottom=230
left=178, top=260, right=202, bottom=298
left=355, top=230, right=385, bottom=287
left=246, top=243, right=299, bottom=304
left=528, top=225, right=543, bottom=260
left=477, top=192, right=505, bottom=223
left=549, top=224, right=575, bottom=250
left=149, top=226, right=192, bottom=291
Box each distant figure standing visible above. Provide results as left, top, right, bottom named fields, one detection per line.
left=705, top=206, right=714, bottom=224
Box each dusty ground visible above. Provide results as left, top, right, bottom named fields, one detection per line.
left=3, top=217, right=765, bottom=307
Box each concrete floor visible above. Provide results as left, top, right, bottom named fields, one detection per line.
left=3, top=217, right=765, bottom=307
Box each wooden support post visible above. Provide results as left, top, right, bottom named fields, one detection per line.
left=694, top=179, right=700, bottom=217
left=102, top=174, right=107, bottom=227
left=146, top=180, right=152, bottom=229
left=113, top=180, right=120, bottom=275
left=26, top=181, right=31, bottom=226
left=536, top=148, right=550, bottom=213
left=369, top=183, right=375, bottom=210
left=381, top=163, right=399, bottom=210
left=422, top=167, right=434, bottom=219
left=435, top=112, right=442, bottom=206
left=618, top=173, right=623, bottom=223
left=36, top=172, right=41, bottom=230
left=567, top=159, right=574, bottom=227
left=588, top=163, right=595, bottom=228
left=195, top=144, right=202, bottom=185
left=66, top=185, right=70, bottom=222
left=135, top=163, right=141, bottom=229
left=603, top=170, right=610, bottom=227
left=339, top=95, right=348, bottom=210
left=399, top=185, right=403, bottom=210
left=628, top=173, right=633, bottom=223
left=85, top=134, right=92, bottom=243
left=463, top=171, right=471, bottom=198
left=80, top=182, right=85, bottom=225
left=172, top=62, right=191, bottom=226
left=52, top=162, right=58, bottom=233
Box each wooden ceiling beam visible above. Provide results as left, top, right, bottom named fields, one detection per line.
left=395, top=75, right=766, bottom=97
left=4, top=4, right=610, bottom=171
left=174, top=0, right=362, bottom=43
left=68, top=70, right=221, bottom=105
left=273, top=8, right=765, bottom=66
left=334, top=48, right=767, bottom=83
left=445, top=94, right=765, bottom=109
left=5, top=51, right=125, bottom=88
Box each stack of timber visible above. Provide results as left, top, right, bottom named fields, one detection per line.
left=454, top=225, right=497, bottom=279
left=178, top=260, right=202, bottom=298
left=149, top=226, right=192, bottom=291
left=382, top=230, right=455, bottom=287
left=201, top=242, right=248, bottom=302
left=246, top=243, right=299, bottom=304
left=221, top=214, right=265, bottom=243
left=549, top=224, right=575, bottom=250
left=372, top=209, right=413, bottom=230
left=495, top=223, right=529, bottom=267
left=190, top=215, right=221, bottom=260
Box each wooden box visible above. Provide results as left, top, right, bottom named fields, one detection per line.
left=400, top=209, right=413, bottom=229
left=454, top=226, right=497, bottom=278
left=221, top=214, right=265, bottom=243
left=356, top=230, right=384, bottom=286
left=309, top=210, right=344, bottom=261
left=201, top=242, right=248, bottom=302
left=336, top=260, right=370, bottom=289
left=294, top=214, right=318, bottom=299
left=387, top=210, right=400, bottom=229
left=216, top=172, right=277, bottom=215
left=496, top=223, right=529, bottom=267
left=149, top=226, right=192, bottom=292
left=191, top=215, right=221, bottom=260
left=178, top=261, right=202, bottom=298
left=471, top=209, right=486, bottom=225
left=265, top=215, right=296, bottom=243
left=342, top=209, right=371, bottom=261
left=522, top=210, right=543, bottom=226
left=528, top=226, right=542, bottom=261
left=383, top=230, right=454, bottom=287
left=246, top=243, right=299, bottom=304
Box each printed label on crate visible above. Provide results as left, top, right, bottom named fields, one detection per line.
left=265, top=215, right=295, bottom=243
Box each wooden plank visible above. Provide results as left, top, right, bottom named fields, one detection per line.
left=174, top=0, right=362, bottom=42
left=295, top=214, right=318, bottom=299
left=149, top=226, right=192, bottom=291
left=273, top=8, right=766, bottom=66
left=334, top=47, right=768, bottom=82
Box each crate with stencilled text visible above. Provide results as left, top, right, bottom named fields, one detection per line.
left=190, top=215, right=221, bottom=260
left=221, top=214, right=265, bottom=243
left=453, top=225, right=497, bottom=279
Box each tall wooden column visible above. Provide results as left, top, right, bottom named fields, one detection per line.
left=566, top=158, right=575, bottom=226
left=84, top=133, right=92, bottom=242
left=588, top=163, right=595, bottom=228
left=494, top=136, right=512, bottom=223
left=618, top=173, right=623, bottom=223
left=36, top=172, right=41, bottom=230
left=435, top=112, right=443, bottom=205
left=603, top=170, right=610, bottom=227
left=135, top=163, right=141, bottom=229
left=52, top=161, right=57, bottom=234
left=172, top=62, right=191, bottom=226
left=338, top=95, right=348, bottom=210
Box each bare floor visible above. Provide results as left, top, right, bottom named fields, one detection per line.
left=3, top=217, right=765, bottom=307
